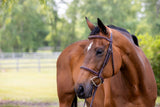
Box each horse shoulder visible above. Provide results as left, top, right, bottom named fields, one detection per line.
left=57, top=40, right=88, bottom=68
left=57, top=40, right=88, bottom=106
left=57, top=40, right=88, bottom=82
left=136, top=47, right=157, bottom=99
left=106, top=46, right=157, bottom=107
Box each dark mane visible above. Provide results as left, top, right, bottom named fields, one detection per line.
left=90, top=25, right=130, bottom=35
left=89, top=25, right=139, bottom=46
left=107, top=25, right=139, bottom=46
left=107, top=25, right=130, bottom=34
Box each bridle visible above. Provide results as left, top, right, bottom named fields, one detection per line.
left=80, top=31, right=115, bottom=107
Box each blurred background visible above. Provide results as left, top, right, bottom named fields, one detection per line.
left=0, top=0, right=160, bottom=106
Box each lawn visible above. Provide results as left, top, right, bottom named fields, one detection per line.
left=0, top=67, right=159, bottom=107
left=157, top=96, right=160, bottom=105
left=0, top=70, right=58, bottom=104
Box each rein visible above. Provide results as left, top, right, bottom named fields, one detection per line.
left=80, top=32, right=115, bottom=107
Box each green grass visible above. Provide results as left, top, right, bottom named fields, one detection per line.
left=157, top=96, right=160, bottom=104
left=0, top=58, right=159, bottom=106
left=0, top=70, right=58, bottom=103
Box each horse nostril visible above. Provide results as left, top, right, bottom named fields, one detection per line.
left=77, top=85, right=85, bottom=98
left=78, top=86, right=84, bottom=92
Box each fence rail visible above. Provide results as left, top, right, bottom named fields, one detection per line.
left=0, top=52, right=60, bottom=72
left=0, top=52, right=60, bottom=59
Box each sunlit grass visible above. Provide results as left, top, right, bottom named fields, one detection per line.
left=0, top=59, right=159, bottom=106
left=157, top=96, right=160, bottom=104
left=0, top=70, right=58, bottom=102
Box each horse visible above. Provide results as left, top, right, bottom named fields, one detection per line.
left=57, top=17, right=157, bottom=107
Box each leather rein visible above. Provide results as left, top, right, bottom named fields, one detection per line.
left=80, top=32, right=115, bottom=107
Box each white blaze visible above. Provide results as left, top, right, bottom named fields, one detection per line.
left=87, top=42, right=93, bottom=51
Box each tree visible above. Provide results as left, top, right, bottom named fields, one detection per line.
left=45, top=0, right=80, bottom=51
left=138, top=34, right=160, bottom=95
left=78, top=0, right=141, bottom=37
left=151, top=37, right=160, bottom=95
left=143, top=0, right=160, bottom=35
left=64, top=0, right=79, bottom=47
left=0, top=0, right=48, bottom=52
left=44, top=0, right=60, bottom=51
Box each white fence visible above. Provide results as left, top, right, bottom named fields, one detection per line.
left=0, top=52, right=61, bottom=72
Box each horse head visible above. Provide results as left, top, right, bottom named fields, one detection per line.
left=75, top=18, right=122, bottom=99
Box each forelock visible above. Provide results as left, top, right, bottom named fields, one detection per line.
left=90, top=26, right=100, bottom=35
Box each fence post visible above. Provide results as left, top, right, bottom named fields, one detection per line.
left=38, top=58, right=41, bottom=72
left=16, top=58, right=19, bottom=72
left=0, top=59, right=1, bottom=72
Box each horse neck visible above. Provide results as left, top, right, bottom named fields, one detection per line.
left=112, top=30, right=149, bottom=91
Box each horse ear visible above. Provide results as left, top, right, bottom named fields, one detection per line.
left=85, top=17, right=95, bottom=31
left=97, top=18, right=108, bottom=35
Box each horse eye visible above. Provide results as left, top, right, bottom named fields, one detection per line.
left=96, top=49, right=104, bottom=56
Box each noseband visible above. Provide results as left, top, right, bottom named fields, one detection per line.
left=80, top=32, right=115, bottom=107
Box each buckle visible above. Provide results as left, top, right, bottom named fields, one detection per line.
left=90, top=76, right=103, bottom=87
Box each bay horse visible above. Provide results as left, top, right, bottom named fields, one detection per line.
left=57, top=17, right=157, bottom=107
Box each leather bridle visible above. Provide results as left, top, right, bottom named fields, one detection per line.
left=80, top=31, right=115, bottom=107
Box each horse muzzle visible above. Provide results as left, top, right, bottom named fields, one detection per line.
left=75, top=82, right=94, bottom=99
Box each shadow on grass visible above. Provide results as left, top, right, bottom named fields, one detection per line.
left=0, top=100, right=59, bottom=107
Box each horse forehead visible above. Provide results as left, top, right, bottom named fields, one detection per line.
left=87, top=42, right=93, bottom=51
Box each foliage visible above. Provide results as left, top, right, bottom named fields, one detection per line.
left=138, top=33, right=154, bottom=59
left=138, top=34, right=160, bottom=95
left=78, top=0, right=141, bottom=35
left=0, top=0, right=160, bottom=95
left=143, top=0, right=160, bottom=35
left=0, top=0, right=160, bottom=51
left=0, top=0, right=48, bottom=52
left=151, top=36, right=160, bottom=95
